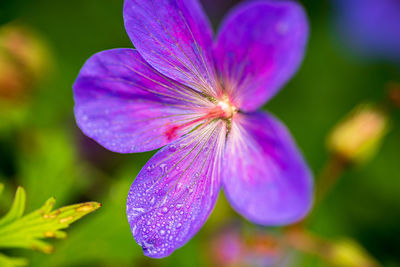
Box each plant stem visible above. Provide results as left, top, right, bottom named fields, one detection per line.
left=314, top=154, right=348, bottom=208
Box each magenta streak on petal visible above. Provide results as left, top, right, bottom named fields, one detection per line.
left=127, top=120, right=226, bottom=257
left=74, top=49, right=215, bottom=153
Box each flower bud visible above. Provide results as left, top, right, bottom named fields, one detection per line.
left=387, top=82, right=400, bottom=108
left=327, top=104, right=389, bottom=164
left=0, top=23, right=51, bottom=102
left=330, top=239, right=380, bottom=267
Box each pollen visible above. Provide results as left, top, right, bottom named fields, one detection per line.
left=216, top=96, right=237, bottom=119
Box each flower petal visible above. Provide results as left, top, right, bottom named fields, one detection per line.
left=123, top=0, right=218, bottom=96
left=223, top=111, right=313, bottom=225
left=214, top=0, right=309, bottom=111
left=74, top=48, right=211, bottom=153
left=127, top=120, right=226, bottom=258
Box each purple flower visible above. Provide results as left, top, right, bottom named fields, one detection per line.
left=73, top=0, right=313, bottom=258
left=334, top=0, right=400, bottom=62
left=210, top=223, right=292, bottom=267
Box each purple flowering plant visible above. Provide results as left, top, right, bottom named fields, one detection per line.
left=73, top=0, right=313, bottom=258
left=335, top=0, right=400, bottom=62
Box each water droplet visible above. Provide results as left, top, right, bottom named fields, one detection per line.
left=160, top=229, right=166, bottom=235
left=161, top=197, right=168, bottom=206
left=169, top=144, right=177, bottom=151
left=162, top=207, right=168, bottom=213
left=129, top=207, right=145, bottom=218
left=276, top=22, right=289, bottom=34
left=141, top=240, right=154, bottom=252
left=159, top=163, right=167, bottom=173
left=131, top=225, right=137, bottom=235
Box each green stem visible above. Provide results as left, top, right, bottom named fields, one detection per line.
left=314, top=154, right=348, bottom=207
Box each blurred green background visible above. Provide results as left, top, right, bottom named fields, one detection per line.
left=0, top=0, right=399, bottom=266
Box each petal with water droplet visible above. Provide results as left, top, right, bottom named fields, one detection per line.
left=123, top=0, right=218, bottom=95
left=126, top=121, right=226, bottom=258
left=74, top=48, right=210, bottom=153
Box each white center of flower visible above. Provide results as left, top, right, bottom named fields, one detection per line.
left=216, top=97, right=237, bottom=119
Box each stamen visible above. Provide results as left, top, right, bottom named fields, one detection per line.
left=216, top=95, right=237, bottom=119
left=163, top=96, right=237, bottom=140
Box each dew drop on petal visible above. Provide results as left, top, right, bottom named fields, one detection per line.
left=131, top=224, right=137, bottom=235
left=276, top=21, right=289, bottom=35
left=159, top=163, right=167, bottom=173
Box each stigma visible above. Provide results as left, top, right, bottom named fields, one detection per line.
left=215, top=96, right=237, bottom=119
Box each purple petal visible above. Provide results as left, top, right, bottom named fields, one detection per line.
left=127, top=120, right=226, bottom=258
left=214, top=0, right=309, bottom=111
left=123, top=0, right=218, bottom=96
left=74, top=48, right=211, bottom=153
left=223, top=111, right=313, bottom=225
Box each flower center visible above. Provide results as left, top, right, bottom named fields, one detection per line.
left=215, top=96, right=237, bottom=119
left=163, top=96, right=237, bottom=141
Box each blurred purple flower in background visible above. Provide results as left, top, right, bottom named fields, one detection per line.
left=73, top=0, right=313, bottom=258
left=210, top=223, right=291, bottom=267
left=334, top=0, right=400, bottom=62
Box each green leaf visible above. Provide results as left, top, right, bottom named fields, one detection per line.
left=0, top=253, right=28, bottom=267
left=0, top=186, right=26, bottom=228
left=29, top=171, right=141, bottom=267
left=0, top=186, right=101, bottom=254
